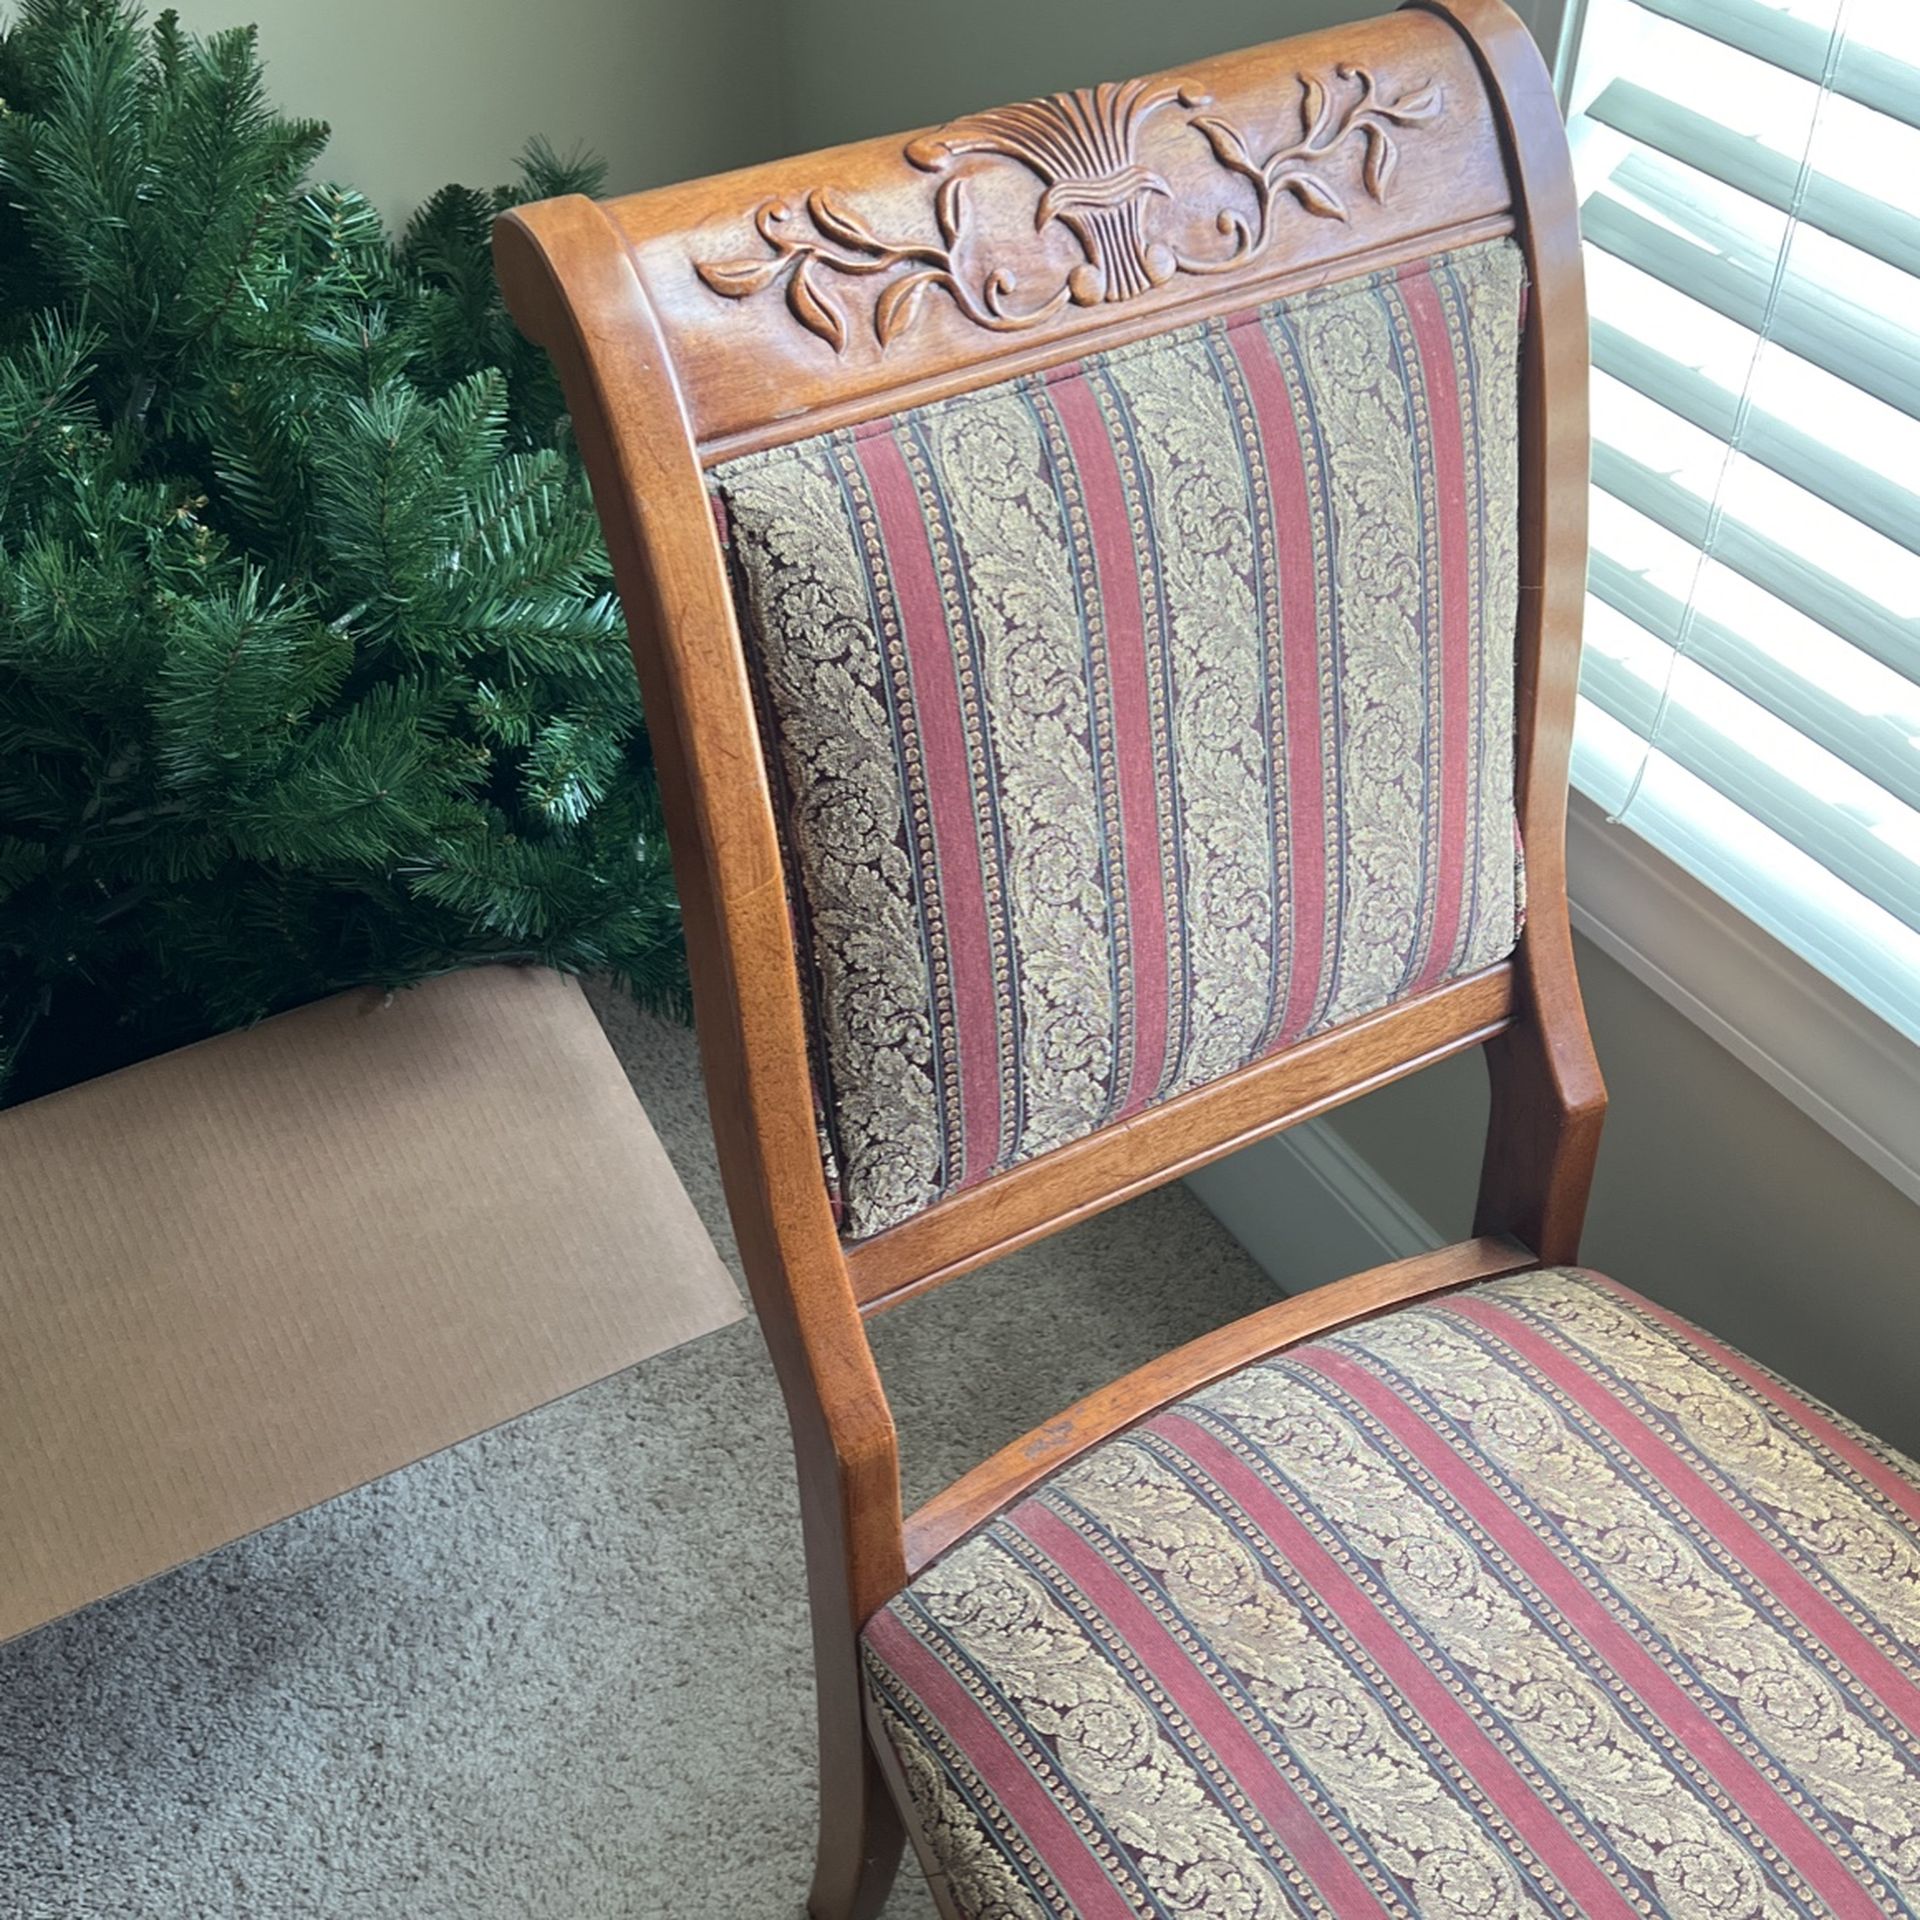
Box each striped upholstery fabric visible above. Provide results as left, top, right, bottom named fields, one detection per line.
left=714, top=238, right=1528, bottom=1238
left=864, top=1270, right=1920, bottom=1918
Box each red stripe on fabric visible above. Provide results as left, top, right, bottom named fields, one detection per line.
left=1163, top=1414, right=1645, bottom=1919
left=855, top=432, right=1004, bottom=1185
left=1226, top=321, right=1329, bottom=1049
left=1307, top=1337, right=1889, bottom=1917
left=1020, top=1504, right=1399, bottom=1917
left=1399, top=266, right=1473, bottom=996
left=1579, top=1275, right=1920, bottom=1528
left=1047, top=374, right=1171, bottom=1116
left=864, top=1606, right=1143, bottom=1917
left=1447, top=1296, right=1920, bottom=1734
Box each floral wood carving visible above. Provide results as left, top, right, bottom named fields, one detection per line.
left=695, top=65, right=1441, bottom=353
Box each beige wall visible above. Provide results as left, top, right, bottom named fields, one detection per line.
left=772, top=0, right=1570, bottom=152
left=1317, top=934, right=1920, bottom=1455
left=153, top=0, right=1574, bottom=217
left=164, top=0, right=789, bottom=221
left=771, top=0, right=1365, bottom=153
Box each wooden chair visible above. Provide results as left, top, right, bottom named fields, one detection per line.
left=496, top=3, right=1920, bottom=1913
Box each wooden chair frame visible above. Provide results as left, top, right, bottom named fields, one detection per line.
left=495, top=3, right=1603, bottom=1911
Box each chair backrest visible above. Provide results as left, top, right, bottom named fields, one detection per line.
left=495, top=0, right=1602, bottom=1751
left=714, top=231, right=1531, bottom=1246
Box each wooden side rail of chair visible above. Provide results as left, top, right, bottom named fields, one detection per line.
left=902, top=1233, right=1537, bottom=1574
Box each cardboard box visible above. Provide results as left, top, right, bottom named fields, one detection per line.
left=0, top=966, right=741, bottom=1644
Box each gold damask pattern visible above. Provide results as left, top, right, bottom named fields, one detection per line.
left=716, top=239, right=1527, bottom=1237
left=864, top=1269, right=1920, bottom=1918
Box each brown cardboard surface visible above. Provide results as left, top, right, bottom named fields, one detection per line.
left=0, top=967, right=742, bottom=1644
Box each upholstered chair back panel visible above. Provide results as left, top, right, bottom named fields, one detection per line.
left=714, top=235, right=1527, bottom=1239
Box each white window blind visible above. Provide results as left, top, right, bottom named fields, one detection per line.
left=1561, top=0, right=1920, bottom=1042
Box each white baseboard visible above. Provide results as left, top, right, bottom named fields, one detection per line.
left=1185, top=1120, right=1442, bottom=1295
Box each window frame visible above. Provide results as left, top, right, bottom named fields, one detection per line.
left=1550, top=0, right=1920, bottom=1207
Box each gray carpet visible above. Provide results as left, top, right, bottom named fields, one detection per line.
left=0, top=986, right=1281, bottom=1918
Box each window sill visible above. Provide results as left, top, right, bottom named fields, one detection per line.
left=1566, top=784, right=1920, bottom=1212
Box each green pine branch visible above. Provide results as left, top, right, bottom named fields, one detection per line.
left=0, top=0, right=685, bottom=1102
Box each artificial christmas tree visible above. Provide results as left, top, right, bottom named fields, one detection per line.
left=0, top=0, right=683, bottom=1102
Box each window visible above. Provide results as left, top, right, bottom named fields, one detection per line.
left=1556, top=0, right=1920, bottom=1198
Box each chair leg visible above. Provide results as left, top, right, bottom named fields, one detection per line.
left=1473, top=919, right=1605, bottom=1265
left=808, top=1643, right=906, bottom=1920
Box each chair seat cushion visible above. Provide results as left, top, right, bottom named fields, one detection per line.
left=863, top=1269, right=1920, bottom=1917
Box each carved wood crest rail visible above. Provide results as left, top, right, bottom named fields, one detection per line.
left=695, top=65, right=1442, bottom=353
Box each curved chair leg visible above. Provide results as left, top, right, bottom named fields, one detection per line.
left=808, top=1677, right=905, bottom=1920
